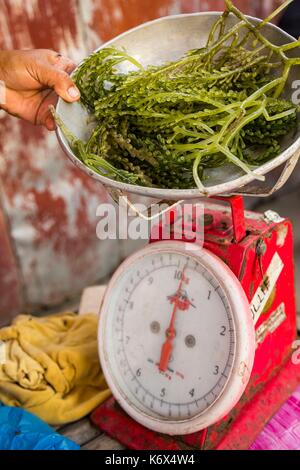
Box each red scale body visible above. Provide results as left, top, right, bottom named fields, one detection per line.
left=92, top=196, right=300, bottom=450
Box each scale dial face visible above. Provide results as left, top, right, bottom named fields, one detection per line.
left=99, top=241, right=255, bottom=435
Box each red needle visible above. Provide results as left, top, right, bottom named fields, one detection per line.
left=159, top=268, right=187, bottom=372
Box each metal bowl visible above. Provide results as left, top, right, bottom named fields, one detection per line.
left=56, top=12, right=300, bottom=201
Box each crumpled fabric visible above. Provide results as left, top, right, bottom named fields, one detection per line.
left=0, top=313, right=111, bottom=425
left=0, top=403, right=79, bottom=450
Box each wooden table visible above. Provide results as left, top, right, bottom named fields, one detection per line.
left=58, top=417, right=123, bottom=450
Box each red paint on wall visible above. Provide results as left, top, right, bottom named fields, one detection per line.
left=1, top=0, right=79, bottom=50
left=27, top=185, right=106, bottom=260
left=89, top=0, right=176, bottom=42
left=180, top=0, right=282, bottom=19
left=28, top=188, right=68, bottom=252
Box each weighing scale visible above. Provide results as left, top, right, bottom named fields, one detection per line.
left=91, top=195, right=300, bottom=450
left=55, top=12, right=300, bottom=450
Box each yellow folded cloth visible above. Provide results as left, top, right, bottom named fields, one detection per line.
left=0, top=312, right=111, bottom=425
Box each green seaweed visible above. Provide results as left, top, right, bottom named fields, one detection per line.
left=54, top=0, right=300, bottom=191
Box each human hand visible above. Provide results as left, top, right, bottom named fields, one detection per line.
left=0, top=49, right=80, bottom=131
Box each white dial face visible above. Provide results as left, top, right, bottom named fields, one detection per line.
left=102, top=247, right=236, bottom=422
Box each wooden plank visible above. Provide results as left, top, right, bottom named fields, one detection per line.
left=59, top=417, right=102, bottom=446
left=79, top=285, right=106, bottom=315
left=82, top=434, right=124, bottom=451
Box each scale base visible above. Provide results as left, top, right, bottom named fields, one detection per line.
left=91, top=358, right=300, bottom=450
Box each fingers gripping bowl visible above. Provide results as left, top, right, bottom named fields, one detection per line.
left=55, top=4, right=300, bottom=201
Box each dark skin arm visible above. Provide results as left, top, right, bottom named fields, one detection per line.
left=0, top=49, right=80, bottom=130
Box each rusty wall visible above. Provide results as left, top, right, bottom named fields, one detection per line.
left=0, top=0, right=281, bottom=324
left=85, top=0, right=281, bottom=48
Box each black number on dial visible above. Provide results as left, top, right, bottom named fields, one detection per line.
left=174, top=270, right=183, bottom=280
left=213, top=366, right=219, bottom=375
left=220, top=326, right=226, bottom=336
left=160, top=388, right=166, bottom=398
left=189, top=389, right=195, bottom=398
left=136, top=368, right=142, bottom=377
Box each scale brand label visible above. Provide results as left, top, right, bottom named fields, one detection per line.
left=250, top=252, right=284, bottom=325
left=255, top=303, right=286, bottom=346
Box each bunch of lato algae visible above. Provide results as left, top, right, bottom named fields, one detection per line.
left=53, top=0, right=300, bottom=192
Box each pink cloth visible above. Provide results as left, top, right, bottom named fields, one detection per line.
left=251, top=387, right=300, bottom=450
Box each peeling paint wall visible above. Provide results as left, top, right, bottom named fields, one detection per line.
left=87, top=0, right=178, bottom=46
left=180, top=0, right=282, bottom=17
left=0, top=0, right=281, bottom=323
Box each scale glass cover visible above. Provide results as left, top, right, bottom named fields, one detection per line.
left=99, top=241, right=255, bottom=435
